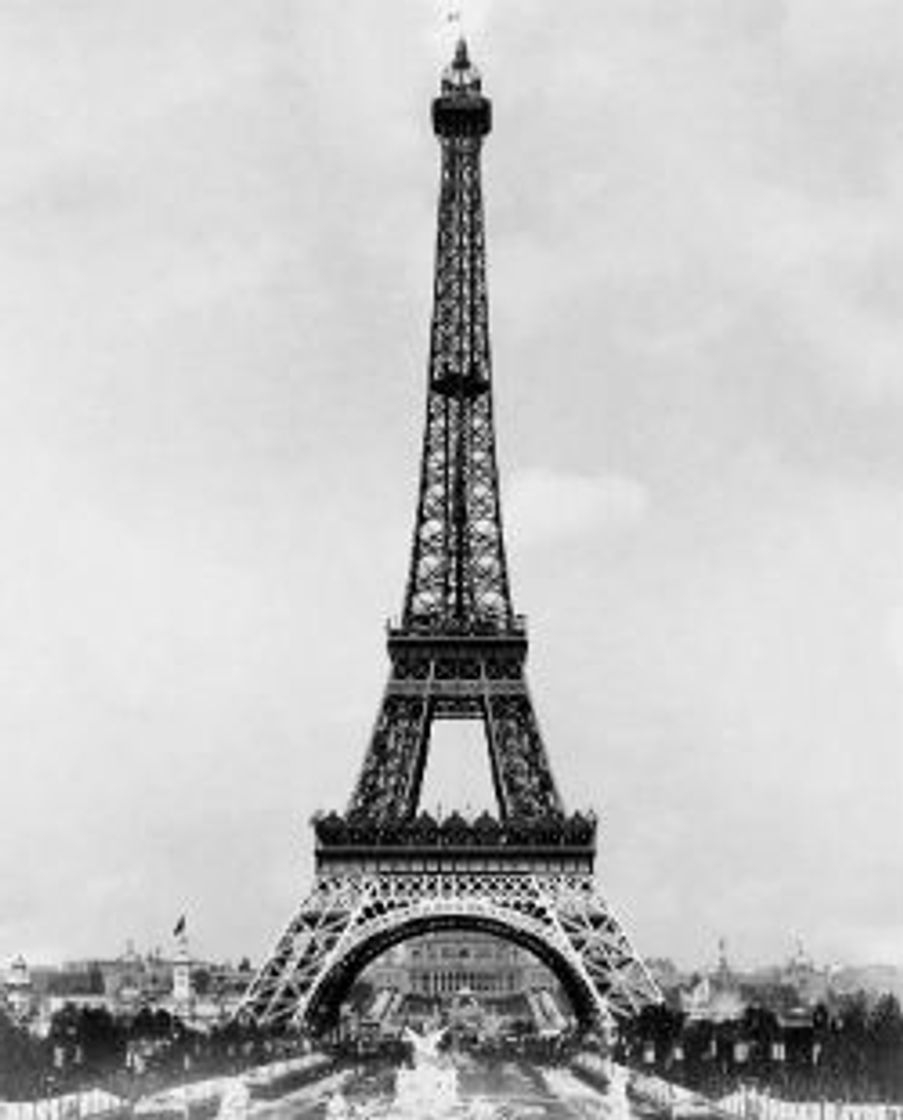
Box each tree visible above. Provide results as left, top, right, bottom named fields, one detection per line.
left=346, top=979, right=375, bottom=1015
left=130, top=1007, right=158, bottom=1039
left=868, top=994, right=903, bottom=1097
left=0, top=1006, right=40, bottom=1096
left=76, top=1007, right=125, bottom=1071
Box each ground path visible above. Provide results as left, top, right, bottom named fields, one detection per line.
left=262, top=1053, right=635, bottom=1119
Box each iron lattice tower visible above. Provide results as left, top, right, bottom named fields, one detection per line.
left=348, top=41, right=559, bottom=826
left=240, top=41, right=660, bottom=1034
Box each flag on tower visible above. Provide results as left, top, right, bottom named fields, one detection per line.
left=173, top=915, right=186, bottom=937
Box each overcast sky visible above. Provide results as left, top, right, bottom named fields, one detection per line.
left=0, top=0, right=901, bottom=974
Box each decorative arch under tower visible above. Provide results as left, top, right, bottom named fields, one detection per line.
left=239, top=39, right=660, bottom=1034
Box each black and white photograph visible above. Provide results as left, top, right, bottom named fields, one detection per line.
left=1, top=2, right=901, bottom=1116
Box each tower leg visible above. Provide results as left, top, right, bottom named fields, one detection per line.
left=239, top=877, right=357, bottom=1029
left=486, top=690, right=561, bottom=819
left=348, top=694, right=428, bottom=822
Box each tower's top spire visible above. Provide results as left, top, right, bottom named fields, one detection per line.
left=434, top=36, right=490, bottom=137
left=440, top=36, right=482, bottom=97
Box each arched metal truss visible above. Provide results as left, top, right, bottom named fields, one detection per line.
left=239, top=869, right=659, bottom=1031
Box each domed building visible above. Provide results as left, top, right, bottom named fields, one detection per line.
left=681, top=940, right=745, bottom=1023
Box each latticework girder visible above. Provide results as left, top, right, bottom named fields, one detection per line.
left=347, top=634, right=562, bottom=822
left=346, top=42, right=563, bottom=827
left=404, top=43, right=510, bottom=633
left=239, top=870, right=659, bottom=1031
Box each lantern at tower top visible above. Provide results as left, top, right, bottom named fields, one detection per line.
left=433, top=38, right=491, bottom=137
left=443, top=38, right=480, bottom=91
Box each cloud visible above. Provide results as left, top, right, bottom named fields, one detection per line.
left=784, top=0, right=903, bottom=67
left=506, top=467, right=649, bottom=550
left=486, top=0, right=903, bottom=428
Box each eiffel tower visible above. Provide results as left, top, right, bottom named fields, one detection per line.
left=240, top=39, right=660, bottom=1034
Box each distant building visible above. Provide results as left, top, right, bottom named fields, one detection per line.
left=171, top=931, right=193, bottom=1015
left=5, top=940, right=250, bottom=1030
left=57, top=943, right=171, bottom=1011
left=3, top=955, right=35, bottom=1020
left=681, top=940, right=746, bottom=1023
left=780, top=941, right=829, bottom=1007
left=363, top=931, right=559, bottom=1000
left=362, top=944, right=408, bottom=993
left=645, top=957, right=685, bottom=996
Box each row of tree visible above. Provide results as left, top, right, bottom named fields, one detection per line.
left=620, top=992, right=903, bottom=1102
left=0, top=1005, right=286, bottom=1101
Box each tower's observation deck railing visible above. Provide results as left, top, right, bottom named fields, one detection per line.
left=312, top=809, right=597, bottom=875
left=386, top=614, right=528, bottom=655
left=388, top=613, right=528, bottom=637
